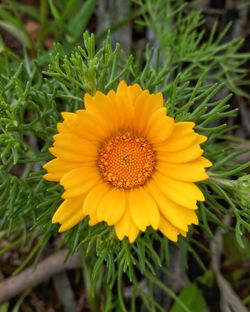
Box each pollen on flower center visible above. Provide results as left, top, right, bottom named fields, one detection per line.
left=97, top=131, right=156, bottom=189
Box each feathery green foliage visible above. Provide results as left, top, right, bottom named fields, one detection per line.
left=0, top=0, right=249, bottom=310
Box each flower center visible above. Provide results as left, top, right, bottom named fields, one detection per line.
left=97, top=131, right=156, bottom=189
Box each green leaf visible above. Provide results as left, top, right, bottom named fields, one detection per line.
left=67, top=0, right=97, bottom=39
left=0, top=20, right=30, bottom=48
left=0, top=6, right=21, bottom=27
left=170, top=283, right=206, bottom=312
left=48, top=0, right=61, bottom=20
left=63, top=0, right=82, bottom=19
left=0, top=303, right=9, bottom=312
left=224, top=234, right=250, bottom=265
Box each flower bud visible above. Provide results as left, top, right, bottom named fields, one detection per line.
left=234, top=175, right=250, bottom=208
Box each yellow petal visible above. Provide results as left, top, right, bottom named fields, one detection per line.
left=51, top=132, right=98, bottom=163
left=52, top=195, right=85, bottom=231
left=155, top=121, right=196, bottom=148
left=61, top=166, right=101, bottom=198
left=83, top=183, right=111, bottom=225
left=61, top=112, right=76, bottom=121
left=57, top=123, right=67, bottom=133
left=114, top=206, right=140, bottom=242
left=58, top=209, right=84, bottom=232
left=180, top=230, right=187, bottom=237
left=145, top=108, right=175, bottom=143
left=198, top=157, right=213, bottom=168
left=127, top=83, right=143, bottom=104
left=133, top=91, right=163, bottom=133
left=197, top=134, right=207, bottom=144
left=97, top=188, right=126, bottom=225
left=75, top=109, right=111, bottom=141
left=158, top=216, right=183, bottom=242
left=85, top=90, right=134, bottom=132
left=171, top=121, right=196, bottom=137
left=153, top=171, right=204, bottom=209
left=128, top=224, right=140, bottom=243
left=117, top=80, right=144, bottom=107
left=157, top=160, right=208, bottom=182
left=157, top=134, right=206, bottom=152
left=146, top=180, right=198, bottom=231
left=157, top=144, right=204, bottom=163
left=52, top=195, right=85, bottom=224
left=129, top=187, right=160, bottom=231
left=84, top=91, right=112, bottom=112
left=116, top=80, right=128, bottom=95
left=107, top=90, right=134, bottom=129
left=84, top=91, right=119, bottom=131
left=157, top=171, right=205, bottom=201
left=84, top=91, right=117, bottom=129
left=58, top=112, right=77, bottom=134
left=43, top=158, right=81, bottom=182
left=154, top=132, right=198, bottom=152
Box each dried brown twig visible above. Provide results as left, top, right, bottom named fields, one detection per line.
left=0, top=250, right=81, bottom=304
left=210, top=216, right=248, bottom=312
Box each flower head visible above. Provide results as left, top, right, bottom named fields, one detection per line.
left=43, top=81, right=212, bottom=243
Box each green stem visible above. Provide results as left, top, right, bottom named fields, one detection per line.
left=208, top=176, right=234, bottom=189
left=117, top=267, right=128, bottom=312
left=39, top=0, right=49, bottom=46
left=0, top=237, right=23, bottom=257
left=13, top=240, right=42, bottom=275
left=144, top=271, right=192, bottom=312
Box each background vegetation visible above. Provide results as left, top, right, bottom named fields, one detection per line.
left=0, top=0, right=249, bottom=311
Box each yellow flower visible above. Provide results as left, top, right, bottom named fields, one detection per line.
left=43, top=81, right=212, bottom=243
